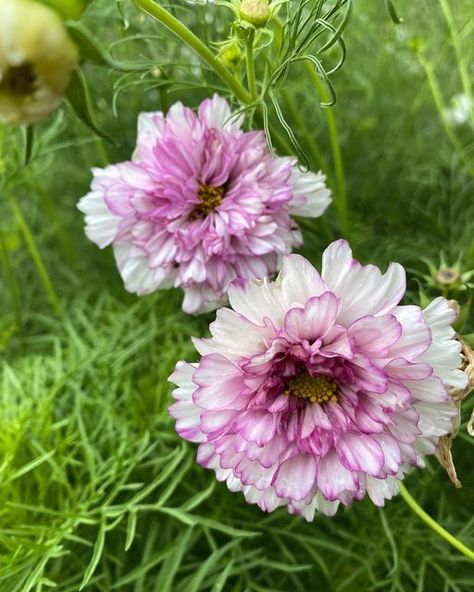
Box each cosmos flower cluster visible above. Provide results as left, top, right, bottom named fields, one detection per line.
left=79, top=95, right=467, bottom=520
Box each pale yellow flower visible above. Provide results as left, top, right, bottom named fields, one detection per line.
left=0, top=0, right=79, bottom=125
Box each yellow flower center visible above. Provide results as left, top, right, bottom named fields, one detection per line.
left=284, top=371, right=338, bottom=404
left=0, top=63, right=37, bottom=96
left=191, top=183, right=225, bottom=218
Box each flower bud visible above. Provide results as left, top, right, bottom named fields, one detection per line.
left=0, top=0, right=79, bottom=125
left=238, top=0, right=271, bottom=27
left=436, top=267, right=461, bottom=287
left=35, top=0, right=92, bottom=19
left=218, top=40, right=242, bottom=70
left=37, top=0, right=92, bottom=19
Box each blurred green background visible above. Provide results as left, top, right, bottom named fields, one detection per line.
left=0, top=1, right=473, bottom=590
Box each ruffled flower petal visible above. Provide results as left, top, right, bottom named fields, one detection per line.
left=289, top=168, right=332, bottom=217
left=169, top=245, right=465, bottom=520
left=79, top=95, right=330, bottom=313
left=77, top=191, right=120, bottom=249
left=322, top=240, right=406, bottom=325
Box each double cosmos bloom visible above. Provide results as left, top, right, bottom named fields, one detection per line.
left=170, top=241, right=467, bottom=520
left=78, top=94, right=331, bottom=313
left=79, top=93, right=467, bottom=519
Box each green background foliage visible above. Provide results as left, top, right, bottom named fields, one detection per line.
left=0, top=0, right=473, bottom=590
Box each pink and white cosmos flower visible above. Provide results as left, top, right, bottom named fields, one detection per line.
left=169, top=240, right=468, bottom=520
left=77, top=94, right=331, bottom=314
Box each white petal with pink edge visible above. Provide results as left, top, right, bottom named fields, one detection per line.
left=420, top=297, right=468, bottom=389
left=336, top=433, right=385, bottom=476
left=272, top=454, right=317, bottom=501
left=77, top=191, right=120, bottom=249
left=322, top=240, right=406, bottom=325
left=198, top=94, right=244, bottom=130
left=284, top=292, right=339, bottom=342
left=289, top=167, right=332, bottom=217
left=317, top=450, right=358, bottom=501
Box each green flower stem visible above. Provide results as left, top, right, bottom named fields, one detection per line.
left=418, top=54, right=474, bottom=177
left=28, top=178, right=77, bottom=266
left=84, top=97, right=109, bottom=167
left=281, top=89, right=329, bottom=172
left=7, top=195, right=63, bottom=318
left=437, top=0, right=473, bottom=125
left=281, top=90, right=334, bottom=243
left=245, top=30, right=258, bottom=101
left=273, top=15, right=348, bottom=239
left=159, top=86, right=169, bottom=113
left=399, top=482, right=474, bottom=561
left=305, top=63, right=351, bottom=242
left=0, top=231, right=23, bottom=330
left=129, top=0, right=293, bottom=156
left=130, top=0, right=251, bottom=104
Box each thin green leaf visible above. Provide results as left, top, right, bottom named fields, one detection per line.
left=384, top=0, right=403, bottom=23
left=65, top=69, right=114, bottom=143
left=6, top=450, right=55, bottom=484
left=156, top=508, right=259, bottom=538
left=211, top=559, right=235, bottom=592
left=184, top=540, right=240, bottom=592
left=125, top=510, right=137, bottom=551
left=79, top=516, right=106, bottom=590
left=66, top=22, right=112, bottom=67
left=23, top=126, right=34, bottom=166
left=66, top=22, right=148, bottom=71
left=154, top=528, right=193, bottom=592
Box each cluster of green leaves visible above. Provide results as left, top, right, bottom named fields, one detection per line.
left=0, top=293, right=472, bottom=591
left=0, top=0, right=473, bottom=590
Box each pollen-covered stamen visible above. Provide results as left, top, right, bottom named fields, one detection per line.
left=190, top=182, right=225, bottom=218
left=0, top=63, right=38, bottom=96
left=284, top=370, right=338, bottom=404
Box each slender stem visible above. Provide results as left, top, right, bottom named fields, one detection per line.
left=245, top=30, right=258, bottom=101
left=418, top=55, right=474, bottom=177
left=23, top=125, right=34, bottom=166
left=272, top=14, right=350, bottom=237
left=280, top=91, right=335, bottom=243
left=298, top=217, right=334, bottom=245
left=129, top=0, right=293, bottom=156
left=130, top=0, right=251, bottom=104
left=0, top=231, right=23, bottom=330
left=437, top=0, right=473, bottom=124
left=7, top=195, right=63, bottom=318
left=28, top=178, right=77, bottom=266
left=399, top=482, right=474, bottom=561
left=159, top=86, right=169, bottom=113
left=85, top=97, right=109, bottom=167
left=281, top=89, right=329, bottom=172
left=305, top=63, right=351, bottom=241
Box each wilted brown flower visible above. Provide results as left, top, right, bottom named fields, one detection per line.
left=436, top=333, right=474, bottom=487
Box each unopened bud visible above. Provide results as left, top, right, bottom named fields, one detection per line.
left=239, top=0, right=271, bottom=27
left=218, top=41, right=242, bottom=69
left=37, top=0, right=92, bottom=19
left=436, top=267, right=460, bottom=287
left=0, top=0, right=79, bottom=125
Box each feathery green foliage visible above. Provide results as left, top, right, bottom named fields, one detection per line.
left=0, top=0, right=473, bottom=590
